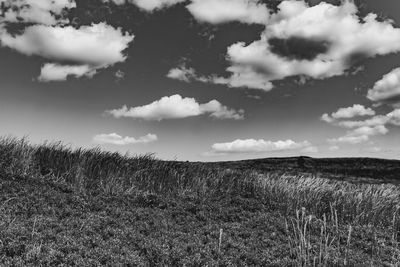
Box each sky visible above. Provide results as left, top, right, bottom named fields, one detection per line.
left=0, top=0, right=400, bottom=162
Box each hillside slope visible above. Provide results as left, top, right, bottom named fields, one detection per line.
left=1, top=174, right=399, bottom=266
left=0, top=138, right=399, bottom=266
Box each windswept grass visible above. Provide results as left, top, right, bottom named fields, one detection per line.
left=3, top=137, right=399, bottom=226
left=257, top=174, right=400, bottom=227
left=0, top=137, right=400, bottom=265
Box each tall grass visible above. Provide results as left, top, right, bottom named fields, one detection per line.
left=256, top=174, right=400, bottom=226
left=0, top=136, right=34, bottom=176
left=0, top=137, right=400, bottom=229
left=2, top=137, right=400, bottom=265
left=285, top=208, right=358, bottom=267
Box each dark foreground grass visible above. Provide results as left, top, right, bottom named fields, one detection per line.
left=0, top=137, right=400, bottom=266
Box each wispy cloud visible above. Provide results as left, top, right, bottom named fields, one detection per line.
left=38, top=64, right=96, bottom=82
left=210, top=139, right=313, bottom=154
left=166, top=66, right=198, bottom=83
left=93, top=133, right=157, bottom=145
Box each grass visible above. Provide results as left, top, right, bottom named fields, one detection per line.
left=210, top=157, right=400, bottom=183
left=0, top=137, right=400, bottom=266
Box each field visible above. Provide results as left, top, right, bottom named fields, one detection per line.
left=0, top=137, right=400, bottom=266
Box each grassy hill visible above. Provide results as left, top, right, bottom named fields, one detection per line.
left=205, top=156, right=400, bottom=184
left=0, top=137, right=400, bottom=266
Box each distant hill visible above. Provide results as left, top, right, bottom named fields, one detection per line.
left=201, top=157, right=400, bottom=182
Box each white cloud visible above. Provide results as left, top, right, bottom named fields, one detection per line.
left=321, top=113, right=334, bottom=123
left=167, top=61, right=274, bottom=91
left=1, top=0, right=75, bottom=25
left=328, top=135, right=369, bottom=145
left=0, top=23, right=134, bottom=81
left=327, top=124, right=386, bottom=144
left=325, top=113, right=398, bottom=144
left=331, top=105, right=375, bottom=119
left=211, top=139, right=312, bottom=154
left=197, top=0, right=400, bottom=91
left=186, top=0, right=270, bottom=25
left=133, top=0, right=185, bottom=11
left=38, top=64, right=95, bottom=82
left=321, top=104, right=375, bottom=122
left=350, top=125, right=388, bottom=137
left=166, top=65, right=273, bottom=91
left=367, top=67, right=400, bottom=104
left=324, top=110, right=400, bottom=129
left=320, top=105, right=400, bottom=145
left=103, top=0, right=185, bottom=11
left=212, top=65, right=274, bottom=91
left=336, top=115, right=389, bottom=129
left=324, top=111, right=391, bottom=145
left=107, top=94, right=244, bottom=121
left=166, top=66, right=197, bottom=82
left=166, top=65, right=222, bottom=85
left=93, top=133, right=157, bottom=145
left=0, top=23, right=133, bottom=66
left=387, top=109, right=400, bottom=126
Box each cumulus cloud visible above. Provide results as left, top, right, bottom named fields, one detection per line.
left=0, top=23, right=134, bottom=81
left=0, top=23, right=133, bottom=66
left=93, top=133, right=157, bottom=145
left=107, top=94, right=244, bottom=121
left=387, top=109, right=400, bottom=126
left=331, top=105, right=375, bottom=119
left=350, top=125, right=388, bottom=136
left=327, top=124, right=389, bottom=145
left=0, top=1, right=134, bottom=81
left=211, top=139, right=312, bottom=154
left=367, top=67, right=400, bottom=105
left=183, top=1, right=400, bottom=91
left=186, top=0, right=270, bottom=25
left=0, top=0, right=75, bottom=25
left=321, top=104, right=375, bottom=123
left=322, top=107, right=400, bottom=144
left=324, top=110, right=400, bottom=129
left=103, top=0, right=185, bottom=11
